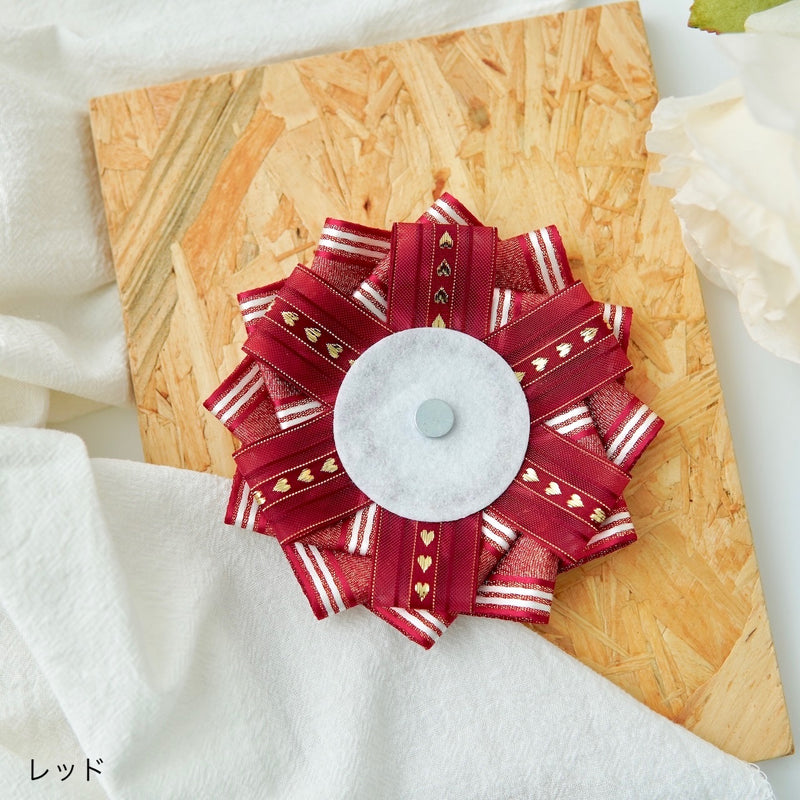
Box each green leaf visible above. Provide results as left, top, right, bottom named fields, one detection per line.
left=689, top=0, right=791, bottom=33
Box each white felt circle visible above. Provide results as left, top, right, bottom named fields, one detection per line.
left=333, top=328, right=530, bottom=522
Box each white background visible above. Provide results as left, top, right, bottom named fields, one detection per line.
left=51, top=1, right=800, bottom=796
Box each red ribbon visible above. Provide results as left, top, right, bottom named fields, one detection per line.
left=244, top=267, right=391, bottom=406
left=388, top=222, right=497, bottom=337
left=234, top=412, right=371, bottom=545
left=205, top=194, right=663, bottom=645
left=483, top=283, right=631, bottom=424
left=371, top=512, right=483, bottom=615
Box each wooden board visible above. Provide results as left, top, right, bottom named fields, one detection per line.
left=89, top=1, right=792, bottom=761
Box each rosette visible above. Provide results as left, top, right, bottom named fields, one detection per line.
left=205, top=194, right=663, bottom=647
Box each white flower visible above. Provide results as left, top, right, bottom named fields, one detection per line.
left=647, top=0, right=800, bottom=363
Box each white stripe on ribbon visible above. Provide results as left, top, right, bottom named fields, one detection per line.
left=603, top=303, right=613, bottom=327
left=276, top=400, right=322, bottom=419
left=360, top=502, right=377, bottom=556
left=481, top=512, right=515, bottom=538
left=475, top=595, right=551, bottom=613
left=601, top=511, right=630, bottom=527
left=612, top=304, right=623, bottom=340
left=529, top=231, right=555, bottom=295
left=358, top=281, right=387, bottom=308
left=482, top=526, right=511, bottom=551
left=391, top=608, right=441, bottom=640
left=541, top=227, right=565, bottom=290
left=607, top=405, right=649, bottom=457
left=490, top=288, right=501, bottom=332
left=279, top=409, right=322, bottom=430
left=435, top=197, right=468, bottom=225
left=552, top=415, right=593, bottom=434
left=243, top=309, right=269, bottom=323
left=234, top=481, right=251, bottom=528
left=309, top=545, right=344, bottom=613
left=211, top=363, right=261, bottom=415
left=587, top=522, right=635, bottom=546
left=239, top=295, right=276, bottom=311
left=318, top=238, right=386, bottom=259
left=294, top=542, right=334, bottom=617
left=418, top=609, right=447, bottom=635
left=546, top=405, right=589, bottom=426
left=354, top=290, right=388, bottom=322
left=320, top=226, right=390, bottom=249
left=426, top=207, right=448, bottom=224
left=613, top=411, right=659, bottom=466
left=478, top=585, right=553, bottom=601
left=219, top=377, right=264, bottom=423
left=500, top=289, right=512, bottom=327
left=244, top=496, right=259, bottom=531
left=348, top=508, right=364, bottom=554
left=603, top=304, right=624, bottom=343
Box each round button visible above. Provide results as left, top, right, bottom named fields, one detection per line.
left=415, top=398, right=455, bottom=438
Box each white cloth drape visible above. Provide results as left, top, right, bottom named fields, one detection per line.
left=0, top=428, right=774, bottom=799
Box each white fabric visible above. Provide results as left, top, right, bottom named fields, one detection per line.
left=334, top=329, right=529, bottom=521
left=0, top=0, right=571, bottom=426
left=647, top=0, right=800, bottom=364
left=0, top=428, right=774, bottom=799
left=0, top=0, right=776, bottom=797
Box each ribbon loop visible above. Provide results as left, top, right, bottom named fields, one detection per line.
left=244, top=267, right=391, bottom=406
left=234, top=412, right=370, bottom=544
left=387, top=222, right=497, bottom=337
left=489, top=424, right=630, bottom=563
left=483, top=283, right=631, bottom=423
left=371, top=512, right=483, bottom=615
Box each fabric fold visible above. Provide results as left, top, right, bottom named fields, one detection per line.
left=0, top=427, right=775, bottom=800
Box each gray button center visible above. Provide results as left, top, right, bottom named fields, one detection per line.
left=415, top=398, right=455, bottom=438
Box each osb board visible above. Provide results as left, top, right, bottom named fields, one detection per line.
left=89, top=1, right=792, bottom=761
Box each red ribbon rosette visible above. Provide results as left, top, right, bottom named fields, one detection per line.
left=205, top=194, right=663, bottom=647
